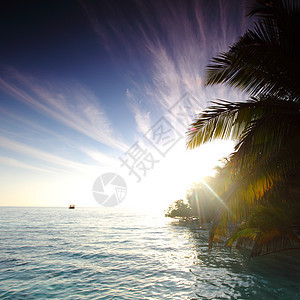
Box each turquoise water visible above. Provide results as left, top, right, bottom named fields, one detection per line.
left=0, top=207, right=299, bottom=299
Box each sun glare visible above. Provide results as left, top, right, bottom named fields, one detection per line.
left=127, top=139, right=235, bottom=210
left=174, top=139, right=234, bottom=184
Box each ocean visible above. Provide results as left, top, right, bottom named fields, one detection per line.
left=0, top=207, right=299, bottom=299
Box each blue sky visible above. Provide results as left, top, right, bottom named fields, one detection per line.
left=0, top=0, right=252, bottom=208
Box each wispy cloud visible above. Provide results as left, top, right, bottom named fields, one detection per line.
left=0, top=107, right=70, bottom=142
left=78, top=146, right=119, bottom=167
left=82, top=0, right=251, bottom=133
left=0, top=68, right=128, bottom=151
left=126, top=88, right=151, bottom=134
left=0, top=155, right=59, bottom=174
left=0, top=107, right=123, bottom=172
left=0, top=135, right=91, bottom=174
left=135, top=0, right=249, bottom=109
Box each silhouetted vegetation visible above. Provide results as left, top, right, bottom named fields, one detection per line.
left=164, top=199, right=193, bottom=220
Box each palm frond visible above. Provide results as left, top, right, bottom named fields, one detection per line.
left=205, top=15, right=300, bottom=100
left=187, top=99, right=258, bottom=149
left=247, top=0, right=300, bottom=19
left=225, top=204, right=300, bottom=257
left=227, top=227, right=260, bottom=248
left=187, top=97, right=300, bottom=151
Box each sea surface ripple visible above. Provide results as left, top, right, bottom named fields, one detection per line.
left=0, top=207, right=299, bottom=299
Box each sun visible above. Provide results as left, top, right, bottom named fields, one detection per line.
left=163, top=139, right=234, bottom=184
left=128, top=139, right=235, bottom=210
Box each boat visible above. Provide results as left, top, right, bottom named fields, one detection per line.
left=69, top=204, right=75, bottom=209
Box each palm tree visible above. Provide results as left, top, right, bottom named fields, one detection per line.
left=187, top=0, right=300, bottom=256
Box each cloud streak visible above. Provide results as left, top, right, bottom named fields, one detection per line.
left=0, top=68, right=128, bottom=151
left=78, top=146, right=119, bottom=167
left=0, top=135, right=92, bottom=174
left=83, top=0, right=251, bottom=134
left=0, top=155, right=59, bottom=174
left=0, top=107, right=123, bottom=174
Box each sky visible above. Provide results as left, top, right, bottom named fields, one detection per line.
left=0, top=0, right=253, bottom=209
